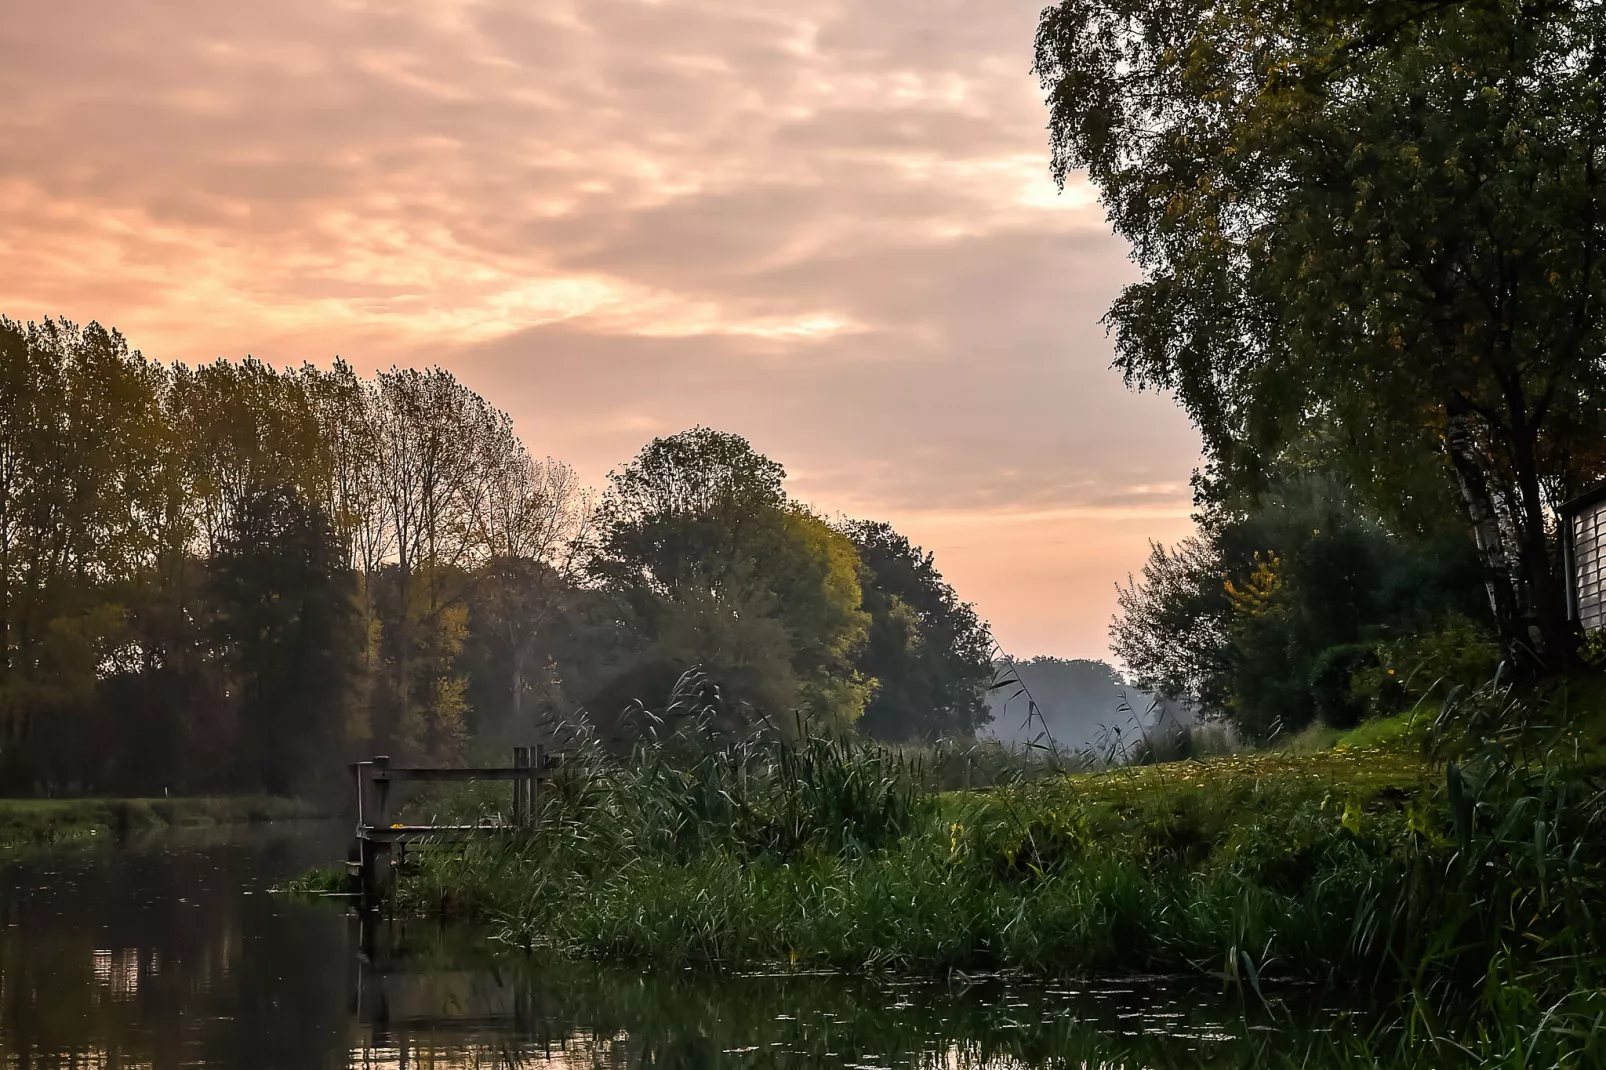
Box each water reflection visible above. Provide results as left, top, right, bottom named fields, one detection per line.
left=0, top=828, right=1337, bottom=1069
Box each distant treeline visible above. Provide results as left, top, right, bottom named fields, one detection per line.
left=0, top=317, right=993, bottom=797
left=981, top=656, right=1184, bottom=754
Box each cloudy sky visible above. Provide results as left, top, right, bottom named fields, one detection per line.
left=0, top=0, right=1200, bottom=659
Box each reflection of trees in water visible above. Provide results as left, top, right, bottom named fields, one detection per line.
left=0, top=831, right=1318, bottom=1070
left=0, top=827, right=354, bottom=1070
left=350, top=923, right=1310, bottom=1069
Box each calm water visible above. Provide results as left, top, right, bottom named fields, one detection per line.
left=0, top=824, right=1351, bottom=1069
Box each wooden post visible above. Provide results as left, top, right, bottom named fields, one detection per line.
left=365, top=756, right=394, bottom=905
left=512, top=746, right=529, bottom=827
left=372, top=756, right=391, bottom=828
left=534, top=744, right=545, bottom=828
left=352, top=762, right=368, bottom=833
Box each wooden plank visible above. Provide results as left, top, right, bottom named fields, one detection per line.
left=360, top=824, right=524, bottom=844
left=372, top=766, right=550, bottom=783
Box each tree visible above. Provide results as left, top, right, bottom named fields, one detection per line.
left=1110, top=535, right=1225, bottom=708
left=589, top=426, right=787, bottom=597
left=364, top=367, right=502, bottom=759
left=464, top=451, right=591, bottom=744
left=589, top=430, right=870, bottom=731
left=984, top=656, right=1135, bottom=751
left=0, top=313, right=607, bottom=790
left=209, top=486, right=358, bottom=794
left=844, top=521, right=994, bottom=741
left=0, top=318, right=168, bottom=785
left=1037, top=0, right=1606, bottom=667
left=1111, top=472, right=1487, bottom=741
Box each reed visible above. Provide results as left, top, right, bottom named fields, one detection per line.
left=392, top=670, right=1606, bottom=1066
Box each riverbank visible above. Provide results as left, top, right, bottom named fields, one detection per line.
left=403, top=728, right=1444, bottom=975
left=380, top=688, right=1606, bottom=1064
left=0, top=796, right=325, bottom=848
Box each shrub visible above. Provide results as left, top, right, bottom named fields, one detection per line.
left=1308, top=642, right=1377, bottom=728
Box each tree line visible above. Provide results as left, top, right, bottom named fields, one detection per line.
left=1036, top=0, right=1606, bottom=740
left=0, top=317, right=993, bottom=796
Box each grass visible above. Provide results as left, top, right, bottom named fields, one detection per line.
left=0, top=795, right=324, bottom=849
left=377, top=671, right=1606, bottom=1066
left=273, top=863, right=350, bottom=895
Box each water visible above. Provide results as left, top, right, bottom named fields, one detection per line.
left=0, top=824, right=1346, bottom=1068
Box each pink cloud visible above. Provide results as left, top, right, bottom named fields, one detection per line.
left=0, top=0, right=1200, bottom=658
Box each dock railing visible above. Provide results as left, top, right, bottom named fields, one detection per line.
left=350, top=746, right=555, bottom=904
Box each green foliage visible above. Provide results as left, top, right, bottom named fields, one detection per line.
left=210, top=486, right=359, bottom=795
left=385, top=686, right=1606, bottom=1065
left=0, top=311, right=992, bottom=789
left=272, top=865, right=350, bottom=896
left=3, top=313, right=977, bottom=792
left=1037, top=0, right=1606, bottom=662
left=1114, top=473, right=1487, bottom=742
left=587, top=429, right=871, bottom=731
left=844, top=520, right=994, bottom=742
left=1308, top=643, right=1377, bottom=729
left=1357, top=615, right=1505, bottom=716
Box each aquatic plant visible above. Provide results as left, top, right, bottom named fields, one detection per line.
left=388, top=669, right=1606, bottom=1067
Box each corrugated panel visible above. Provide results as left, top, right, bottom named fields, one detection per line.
left=1575, top=501, right=1606, bottom=631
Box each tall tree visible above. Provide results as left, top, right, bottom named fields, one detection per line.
left=589, top=429, right=870, bottom=731
left=590, top=426, right=787, bottom=598
left=465, top=450, right=591, bottom=742
left=367, top=367, right=499, bottom=759
left=209, top=486, right=358, bottom=795
left=0, top=318, right=167, bottom=779
left=1036, top=0, right=1606, bottom=666
left=845, top=521, right=994, bottom=741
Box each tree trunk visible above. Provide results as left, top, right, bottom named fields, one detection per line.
left=1446, top=400, right=1528, bottom=662
left=1509, top=423, right=1573, bottom=669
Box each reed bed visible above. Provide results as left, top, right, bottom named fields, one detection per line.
left=391, top=672, right=1606, bottom=1067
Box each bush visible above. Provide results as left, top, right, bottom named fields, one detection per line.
left=1308, top=643, right=1377, bottom=728
left=1355, top=615, right=1502, bottom=716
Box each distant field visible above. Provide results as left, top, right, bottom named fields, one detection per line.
left=0, top=796, right=326, bottom=848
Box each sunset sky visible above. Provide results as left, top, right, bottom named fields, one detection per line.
left=0, top=0, right=1201, bottom=660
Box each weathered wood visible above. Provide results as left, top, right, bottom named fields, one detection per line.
left=372, top=756, right=392, bottom=828
left=534, top=744, right=545, bottom=824
left=361, top=824, right=525, bottom=844
left=351, top=748, right=557, bottom=909
left=371, top=766, right=549, bottom=783
left=512, top=746, right=530, bottom=827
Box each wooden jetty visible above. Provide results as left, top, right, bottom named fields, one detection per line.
left=350, top=746, right=555, bottom=905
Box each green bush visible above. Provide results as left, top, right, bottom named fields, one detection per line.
left=1308, top=642, right=1377, bottom=728
left=1354, top=615, right=1501, bottom=716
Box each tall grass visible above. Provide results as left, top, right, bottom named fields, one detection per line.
left=392, top=669, right=1606, bottom=1066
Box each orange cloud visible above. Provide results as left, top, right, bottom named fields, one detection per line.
left=0, top=0, right=1201, bottom=659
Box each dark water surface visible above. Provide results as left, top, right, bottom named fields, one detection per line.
left=0, top=825, right=1350, bottom=1068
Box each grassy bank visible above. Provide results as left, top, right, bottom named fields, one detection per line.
left=388, top=683, right=1606, bottom=1065
left=0, top=796, right=325, bottom=848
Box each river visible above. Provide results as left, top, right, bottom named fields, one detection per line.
left=0, top=822, right=1350, bottom=1068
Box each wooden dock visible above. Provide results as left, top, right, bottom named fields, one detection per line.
left=350, top=746, right=555, bottom=905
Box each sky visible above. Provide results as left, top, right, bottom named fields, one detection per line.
left=0, top=0, right=1201, bottom=660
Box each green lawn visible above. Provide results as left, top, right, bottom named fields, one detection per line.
left=0, top=796, right=324, bottom=848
